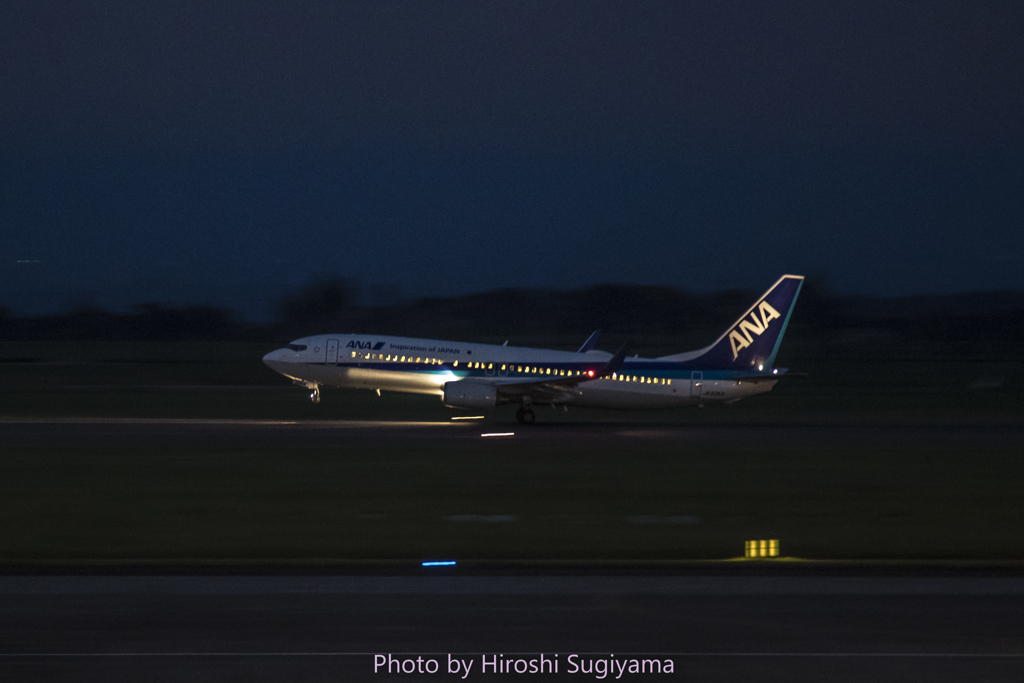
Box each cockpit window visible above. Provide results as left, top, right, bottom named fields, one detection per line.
left=286, top=344, right=307, bottom=352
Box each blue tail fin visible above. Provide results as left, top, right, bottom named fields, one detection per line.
left=660, top=275, right=803, bottom=370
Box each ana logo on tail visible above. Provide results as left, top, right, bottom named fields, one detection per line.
left=728, top=301, right=781, bottom=360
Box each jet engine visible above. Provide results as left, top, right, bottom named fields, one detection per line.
left=442, top=380, right=497, bottom=409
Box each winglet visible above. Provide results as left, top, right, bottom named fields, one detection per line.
left=577, top=330, right=601, bottom=353
left=595, top=343, right=629, bottom=378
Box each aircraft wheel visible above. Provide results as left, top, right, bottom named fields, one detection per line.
left=310, top=389, right=321, bottom=404
left=516, top=407, right=535, bottom=425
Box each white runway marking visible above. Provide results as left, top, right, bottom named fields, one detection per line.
left=0, top=417, right=453, bottom=428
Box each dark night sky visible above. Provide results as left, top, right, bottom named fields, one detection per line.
left=2, top=1, right=1023, bottom=318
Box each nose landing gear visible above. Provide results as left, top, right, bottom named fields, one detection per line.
left=294, top=380, right=322, bottom=404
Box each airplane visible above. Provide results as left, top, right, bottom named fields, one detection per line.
left=262, top=274, right=804, bottom=424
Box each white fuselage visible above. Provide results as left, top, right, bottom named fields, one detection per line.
left=263, top=333, right=777, bottom=410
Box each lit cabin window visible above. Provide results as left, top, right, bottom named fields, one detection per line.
left=667, top=379, right=672, bottom=385
left=488, top=363, right=493, bottom=370
left=415, top=357, right=420, bottom=363
left=351, top=351, right=356, bottom=358
left=400, top=356, right=406, bottom=362
left=453, top=360, right=459, bottom=367
left=501, top=364, right=505, bottom=371
left=517, top=366, right=522, bottom=372
left=545, top=368, right=551, bottom=375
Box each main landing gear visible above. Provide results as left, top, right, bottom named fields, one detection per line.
left=515, top=407, right=535, bottom=424
left=310, top=386, right=321, bottom=404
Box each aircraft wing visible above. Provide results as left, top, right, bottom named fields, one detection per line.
left=494, top=344, right=629, bottom=399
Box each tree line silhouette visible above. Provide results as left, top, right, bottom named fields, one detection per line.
left=1, top=277, right=1022, bottom=357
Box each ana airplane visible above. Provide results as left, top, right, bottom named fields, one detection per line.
left=263, top=274, right=804, bottom=424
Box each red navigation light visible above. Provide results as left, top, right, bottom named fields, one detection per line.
left=587, top=370, right=595, bottom=377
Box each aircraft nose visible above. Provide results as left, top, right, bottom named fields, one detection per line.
left=263, top=348, right=288, bottom=373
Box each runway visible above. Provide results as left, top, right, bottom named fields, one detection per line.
left=1, top=574, right=1022, bottom=682
left=3, top=418, right=1023, bottom=680
left=3, top=416, right=1024, bottom=449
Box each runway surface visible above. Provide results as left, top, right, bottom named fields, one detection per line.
left=1, top=574, right=1022, bottom=682
left=3, top=416, right=1024, bottom=449
left=3, top=419, right=1023, bottom=680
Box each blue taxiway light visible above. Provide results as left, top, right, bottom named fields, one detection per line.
left=421, top=561, right=457, bottom=567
